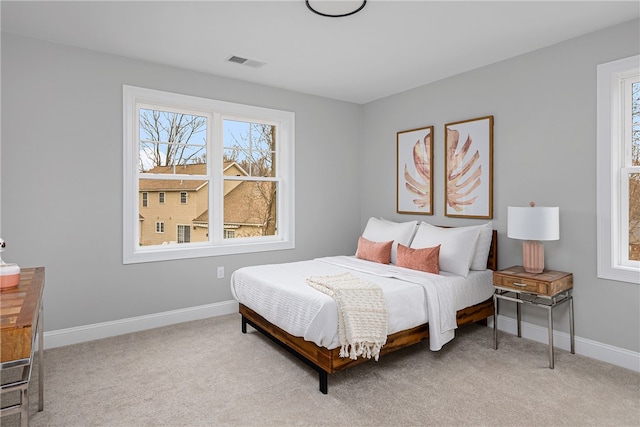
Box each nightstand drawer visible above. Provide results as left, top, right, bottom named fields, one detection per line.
left=493, top=266, right=573, bottom=297
left=494, top=275, right=548, bottom=294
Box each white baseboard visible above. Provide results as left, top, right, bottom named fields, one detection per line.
left=44, top=304, right=639, bottom=373
left=44, top=300, right=239, bottom=349
left=488, top=315, right=640, bottom=373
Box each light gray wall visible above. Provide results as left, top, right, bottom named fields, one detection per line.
left=3, top=19, right=639, bottom=354
left=361, top=19, right=640, bottom=352
left=1, top=33, right=362, bottom=331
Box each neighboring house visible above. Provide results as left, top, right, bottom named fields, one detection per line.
left=138, top=162, right=273, bottom=245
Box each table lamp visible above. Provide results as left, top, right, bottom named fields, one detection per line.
left=507, top=203, right=559, bottom=273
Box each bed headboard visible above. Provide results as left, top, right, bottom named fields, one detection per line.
left=487, top=229, right=498, bottom=271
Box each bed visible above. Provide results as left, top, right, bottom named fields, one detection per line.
left=231, top=219, right=498, bottom=394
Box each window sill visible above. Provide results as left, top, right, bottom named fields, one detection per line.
left=123, top=239, right=294, bottom=264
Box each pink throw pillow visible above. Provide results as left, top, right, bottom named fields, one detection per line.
left=356, top=236, right=393, bottom=264
left=396, top=243, right=440, bottom=274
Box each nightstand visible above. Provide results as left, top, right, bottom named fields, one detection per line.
left=493, top=266, right=574, bottom=368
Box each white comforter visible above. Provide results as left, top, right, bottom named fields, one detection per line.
left=231, top=256, right=493, bottom=351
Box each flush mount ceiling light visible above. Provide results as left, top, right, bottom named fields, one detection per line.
left=305, top=0, right=366, bottom=18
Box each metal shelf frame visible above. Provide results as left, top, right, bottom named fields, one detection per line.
left=493, top=287, right=574, bottom=368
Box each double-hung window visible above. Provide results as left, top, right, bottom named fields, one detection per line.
left=123, top=86, right=295, bottom=264
left=597, top=55, right=640, bottom=283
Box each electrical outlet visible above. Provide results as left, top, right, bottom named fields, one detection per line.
left=217, top=266, right=224, bottom=279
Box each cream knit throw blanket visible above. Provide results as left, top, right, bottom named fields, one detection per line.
left=306, top=272, right=388, bottom=361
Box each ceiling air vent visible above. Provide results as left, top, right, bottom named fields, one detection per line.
left=228, top=55, right=247, bottom=64
left=226, top=55, right=266, bottom=69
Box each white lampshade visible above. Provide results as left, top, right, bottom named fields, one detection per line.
left=507, top=206, right=559, bottom=241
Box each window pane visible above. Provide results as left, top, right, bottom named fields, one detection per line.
left=633, top=82, right=639, bottom=167
left=223, top=180, right=277, bottom=238
left=139, top=108, right=207, bottom=173
left=630, top=172, right=640, bottom=261
left=139, top=179, right=209, bottom=246
left=223, top=120, right=275, bottom=177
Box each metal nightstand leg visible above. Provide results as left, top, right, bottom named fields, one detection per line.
left=569, top=296, right=575, bottom=355
left=38, top=304, right=44, bottom=412
left=493, top=293, right=498, bottom=349
left=516, top=295, right=522, bottom=337
left=547, top=305, right=554, bottom=369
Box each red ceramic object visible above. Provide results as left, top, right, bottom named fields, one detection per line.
left=0, top=264, right=21, bottom=289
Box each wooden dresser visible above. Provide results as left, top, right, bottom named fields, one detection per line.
left=1, top=267, right=45, bottom=426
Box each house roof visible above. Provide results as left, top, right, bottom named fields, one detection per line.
left=139, top=162, right=248, bottom=191
left=139, top=163, right=227, bottom=191
left=139, top=179, right=207, bottom=192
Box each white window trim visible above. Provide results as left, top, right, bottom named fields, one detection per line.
left=596, top=55, right=640, bottom=283
left=123, top=85, right=295, bottom=264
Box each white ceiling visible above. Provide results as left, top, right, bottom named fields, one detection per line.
left=2, top=1, right=638, bottom=104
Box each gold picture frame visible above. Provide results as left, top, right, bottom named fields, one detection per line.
left=444, top=116, right=493, bottom=219
left=396, top=126, right=434, bottom=215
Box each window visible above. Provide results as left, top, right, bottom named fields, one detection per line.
left=123, top=86, right=295, bottom=263
left=142, top=192, right=148, bottom=207
left=177, top=225, right=191, bottom=243
left=155, top=222, right=165, bottom=233
left=597, top=55, right=640, bottom=283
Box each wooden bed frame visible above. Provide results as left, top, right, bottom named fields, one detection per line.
left=240, top=230, right=498, bottom=394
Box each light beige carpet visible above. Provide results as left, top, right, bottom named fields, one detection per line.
left=1, top=313, right=639, bottom=426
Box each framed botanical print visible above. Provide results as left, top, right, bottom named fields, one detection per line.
left=444, top=116, right=493, bottom=219
left=397, top=126, right=434, bottom=215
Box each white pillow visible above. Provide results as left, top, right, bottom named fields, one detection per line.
left=361, top=217, right=418, bottom=264
left=379, top=217, right=419, bottom=245
left=470, top=221, right=493, bottom=270
left=410, top=222, right=481, bottom=277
